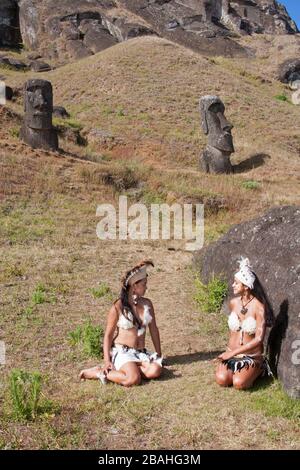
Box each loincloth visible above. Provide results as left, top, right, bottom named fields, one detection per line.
left=222, top=355, right=273, bottom=376
left=111, top=343, right=163, bottom=371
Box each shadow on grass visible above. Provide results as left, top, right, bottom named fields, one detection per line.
left=165, top=350, right=223, bottom=366
left=151, top=367, right=179, bottom=383
left=233, top=153, right=271, bottom=173
left=247, top=375, right=274, bottom=392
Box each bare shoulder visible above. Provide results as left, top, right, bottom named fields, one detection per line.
left=229, top=297, right=238, bottom=310
left=253, top=298, right=265, bottom=317
left=110, top=299, right=121, bottom=317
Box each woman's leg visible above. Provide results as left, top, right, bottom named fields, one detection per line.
left=232, top=364, right=263, bottom=390
left=215, top=363, right=234, bottom=387
left=107, top=362, right=142, bottom=387
left=139, top=361, right=162, bottom=380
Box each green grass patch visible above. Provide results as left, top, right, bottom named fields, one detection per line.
left=9, top=369, right=58, bottom=422
left=31, top=283, right=56, bottom=306
left=141, top=190, right=167, bottom=205
left=242, top=180, right=260, bottom=190
left=249, top=379, right=300, bottom=422
left=89, top=282, right=112, bottom=299
left=194, top=275, right=228, bottom=314
left=69, top=320, right=104, bottom=358
left=22, top=283, right=57, bottom=316
left=0, top=204, right=55, bottom=245
left=9, top=127, right=20, bottom=139
left=274, top=94, right=289, bottom=103
left=53, top=117, right=83, bottom=130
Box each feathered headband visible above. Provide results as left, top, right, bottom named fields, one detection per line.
left=235, top=257, right=256, bottom=289
left=124, top=260, right=154, bottom=287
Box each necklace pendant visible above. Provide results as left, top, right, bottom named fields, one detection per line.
left=240, top=306, right=248, bottom=315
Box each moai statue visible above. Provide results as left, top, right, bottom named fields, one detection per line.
left=199, top=95, right=234, bottom=174
left=20, top=79, right=58, bottom=151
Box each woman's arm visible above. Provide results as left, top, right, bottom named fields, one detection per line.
left=103, top=303, right=119, bottom=370
left=147, top=299, right=162, bottom=357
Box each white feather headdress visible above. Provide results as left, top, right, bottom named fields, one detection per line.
left=235, top=257, right=256, bottom=289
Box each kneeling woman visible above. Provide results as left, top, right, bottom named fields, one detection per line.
left=216, top=258, right=274, bottom=390
left=79, top=260, right=163, bottom=387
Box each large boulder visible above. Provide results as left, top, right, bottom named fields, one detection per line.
left=278, top=58, right=300, bottom=84
left=194, top=205, right=300, bottom=399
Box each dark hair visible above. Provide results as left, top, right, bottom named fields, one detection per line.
left=113, top=259, right=154, bottom=330
left=250, top=275, right=274, bottom=327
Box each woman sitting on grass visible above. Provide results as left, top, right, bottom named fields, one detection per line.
left=79, top=260, right=163, bottom=387
left=215, top=257, right=274, bottom=390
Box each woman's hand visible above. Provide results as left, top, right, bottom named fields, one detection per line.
left=217, top=351, right=233, bottom=362
left=103, top=361, right=115, bottom=374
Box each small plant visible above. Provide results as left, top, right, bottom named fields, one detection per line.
left=9, top=369, right=58, bottom=421
left=142, top=190, right=166, bottom=205
left=31, top=283, right=47, bottom=305
left=194, top=275, right=228, bottom=313
left=69, top=320, right=104, bottom=358
left=9, top=369, right=42, bottom=421
left=275, top=94, right=288, bottom=102
left=242, top=180, right=260, bottom=190
left=9, top=127, right=20, bottom=139
left=89, top=282, right=111, bottom=299
left=22, top=283, right=56, bottom=316
left=23, top=306, right=34, bottom=317
left=116, top=107, right=125, bottom=117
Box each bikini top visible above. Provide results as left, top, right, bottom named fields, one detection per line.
left=228, top=311, right=257, bottom=335
left=117, top=304, right=153, bottom=336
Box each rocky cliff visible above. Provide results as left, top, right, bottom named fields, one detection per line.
left=0, top=1, right=298, bottom=61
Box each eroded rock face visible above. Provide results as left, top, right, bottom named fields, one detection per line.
left=224, top=0, right=298, bottom=35
left=15, top=0, right=155, bottom=61
left=194, top=206, right=300, bottom=399
left=0, top=0, right=22, bottom=47
left=121, top=0, right=298, bottom=37
left=1, top=1, right=297, bottom=62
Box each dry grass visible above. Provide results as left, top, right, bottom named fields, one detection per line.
left=0, top=35, right=299, bottom=449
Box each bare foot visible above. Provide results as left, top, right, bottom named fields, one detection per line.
left=79, top=365, right=102, bottom=381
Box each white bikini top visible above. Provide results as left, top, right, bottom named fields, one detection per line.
left=228, top=311, right=257, bottom=335
left=117, top=304, right=153, bottom=336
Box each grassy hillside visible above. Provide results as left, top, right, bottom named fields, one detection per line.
left=0, top=35, right=299, bottom=449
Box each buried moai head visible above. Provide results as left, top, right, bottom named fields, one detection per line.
left=21, top=79, right=58, bottom=151
left=200, top=95, right=234, bottom=153
left=24, top=79, right=53, bottom=129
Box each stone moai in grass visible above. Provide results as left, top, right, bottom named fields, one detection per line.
left=20, top=79, right=58, bottom=151
left=200, top=95, right=234, bottom=174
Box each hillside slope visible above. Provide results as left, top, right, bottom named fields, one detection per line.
left=0, top=33, right=299, bottom=450
left=5, top=35, right=300, bottom=208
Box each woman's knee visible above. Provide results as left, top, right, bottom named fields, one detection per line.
left=232, top=375, right=251, bottom=390
left=216, top=371, right=232, bottom=387
left=122, top=372, right=142, bottom=387
left=144, top=364, right=162, bottom=380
